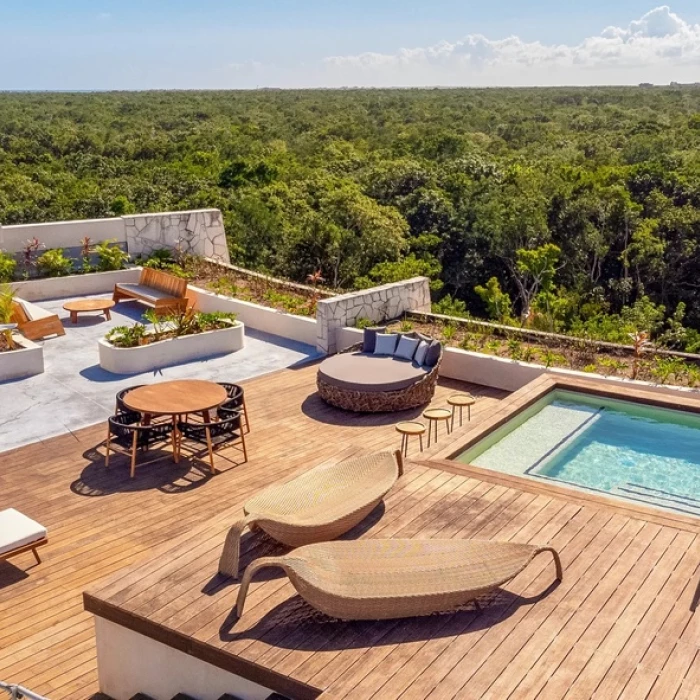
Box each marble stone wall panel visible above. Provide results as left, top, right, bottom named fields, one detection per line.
left=123, top=209, right=230, bottom=263
left=316, top=276, right=431, bottom=353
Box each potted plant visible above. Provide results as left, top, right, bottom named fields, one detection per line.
left=0, top=284, right=45, bottom=379
left=98, top=310, right=245, bottom=374
left=0, top=284, right=19, bottom=352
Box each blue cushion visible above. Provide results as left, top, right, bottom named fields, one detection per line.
left=374, top=333, right=398, bottom=356
left=423, top=340, right=442, bottom=368
left=394, top=335, right=420, bottom=362
left=362, top=326, right=386, bottom=353
left=413, top=340, right=430, bottom=365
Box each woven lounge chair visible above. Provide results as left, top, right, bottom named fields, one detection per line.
left=218, top=451, right=403, bottom=578
left=235, top=539, right=562, bottom=620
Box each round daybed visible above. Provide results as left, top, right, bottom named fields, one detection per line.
left=317, top=341, right=443, bottom=412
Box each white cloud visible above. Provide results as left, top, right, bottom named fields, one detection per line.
left=322, top=6, right=700, bottom=86
left=98, top=12, right=112, bottom=20
left=229, top=60, right=264, bottom=72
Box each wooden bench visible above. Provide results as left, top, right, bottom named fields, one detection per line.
left=113, top=268, right=189, bottom=316
left=11, top=298, right=66, bottom=341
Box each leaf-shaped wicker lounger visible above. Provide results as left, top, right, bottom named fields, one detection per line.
left=218, top=451, right=403, bottom=578
left=235, top=539, right=562, bottom=620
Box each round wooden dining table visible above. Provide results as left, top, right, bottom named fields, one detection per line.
left=123, top=380, right=228, bottom=464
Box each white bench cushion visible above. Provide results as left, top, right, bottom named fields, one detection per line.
left=16, top=298, right=55, bottom=321
left=115, top=283, right=172, bottom=303
left=0, top=508, right=47, bottom=556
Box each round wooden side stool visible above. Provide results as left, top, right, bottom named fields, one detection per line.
left=395, top=422, right=426, bottom=456
left=448, top=393, right=476, bottom=430
left=422, top=408, right=452, bottom=447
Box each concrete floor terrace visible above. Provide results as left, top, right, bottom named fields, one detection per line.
left=0, top=365, right=699, bottom=699
left=0, top=294, right=319, bottom=453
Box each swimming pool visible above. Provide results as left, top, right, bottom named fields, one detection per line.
left=456, top=390, right=700, bottom=516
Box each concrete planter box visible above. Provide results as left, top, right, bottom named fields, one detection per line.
left=11, top=268, right=142, bottom=302
left=98, top=323, right=245, bottom=375
left=189, top=284, right=318, bottom=347
left=439, top=346, right=546, bottom=391
left=0, top=334, right=44, bottom=381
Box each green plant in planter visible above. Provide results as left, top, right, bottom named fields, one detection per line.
left=196, top=311, right=238, bottom=330
left=597, top=357, right=627, bottom=376
left=105, top=323, right=147, bottom=348
left=485, top=340, right=501, bottom=356
left=95, top=239, right=129, bottom=271
left=0, top=284, right=19, bottom=350
left=354, top=317, right=373, bottom=330
left=541, top=349, right=558, bottom=368
left=37, top=248, right=73, bottom=277
left=0, top=251, right=17, bottom=282
left=522, top=345, right=537, bottom=363
left=107, top=311, right=238, bottom=348
left=650, top=356, right=689, bottom=385
left=442, top=323, right=456, bottom=342
left=79, top=236, right=94, bottom=273
left=507, top=339, right=522, bottom=361
left=458, top=333, right=475, bottom=351
left=142, top=309, right=170, bottom=341
left=141, top=249, right=191, bottom=278
left=686, top=365, right=700, bottom=388
left=142, top=248, right=175, bottom=267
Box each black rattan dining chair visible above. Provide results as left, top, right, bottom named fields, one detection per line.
left=217, top=382, right=250, bottom=433
left=105, top=412, right=174, bottom=478
left=115, top=385, right=145, bottom=414
left=177, top=412, right=248, bottom=474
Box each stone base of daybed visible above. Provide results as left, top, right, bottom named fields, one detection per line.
left=317, top=371, right=438, bottom=412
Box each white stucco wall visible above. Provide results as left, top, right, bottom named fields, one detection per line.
left=335, top=327, right=699, bottom=397
left=0, top=334, right=44, bottom=381
left=0, top=209, right=231, bottom=264
left=0, top=217, right=125, bottom=253
left=94, top=617, right=272, bottom=700
left=10, top=268, right=142, bottom=302
left=189, top=284, right=318, bottom=347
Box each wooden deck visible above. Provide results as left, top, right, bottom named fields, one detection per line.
left=2, top=363, right=700, bottom=699
left=0, top=363, right=503, bottom=698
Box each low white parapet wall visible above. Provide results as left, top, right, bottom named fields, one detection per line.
left=0, top=216, right=125, bottom=255
left=0, top=334, right=44, bottom=381
left=94, top=617, right=272, bottom=700
left=189, top=284, right=318, bottom=347
left=317, top=276, right=431, bottom=354
left=336, top=326, right=699, bottom=398
left=10, top=268, right=141, bottom=302
left=439, top=346, right=546, bottom=392
left=0, top=208, right=231, bottom=264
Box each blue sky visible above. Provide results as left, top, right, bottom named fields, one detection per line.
left=1, top=2, right=699, bottom=89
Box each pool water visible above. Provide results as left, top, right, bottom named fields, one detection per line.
left=456, top=391, right=700, bottom=516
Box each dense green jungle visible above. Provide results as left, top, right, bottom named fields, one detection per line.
left=2, top=86, right=700, bottom=346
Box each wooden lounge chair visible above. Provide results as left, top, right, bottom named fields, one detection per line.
left=218, top=451, right=404, bottom=578
left=11, top=298, right=65, bottom=341
left=112, top=268, right=188, bottom=316
left=236, top=539, right=562, bottom=620
left=0, top=508, right=48, bottom=568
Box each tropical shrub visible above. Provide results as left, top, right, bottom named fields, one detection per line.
left=0, top=251, right=16, bottom=282
left=37, top=249, right=73, bottom=277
